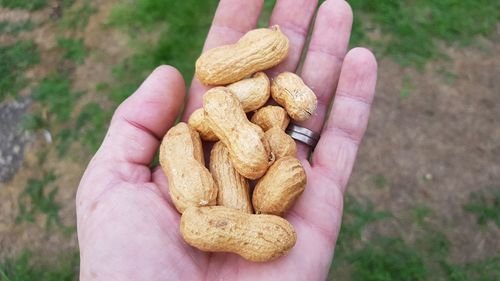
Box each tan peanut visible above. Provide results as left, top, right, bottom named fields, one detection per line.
left=180, top=206, right=296, bottom=262
left=253, top=156, right=306, bottom=216
left=188, top=108, right=219, bottom=141
left=264, top=127, right=296, bottom=160
left=203, top=87, right=272, bottom=180
left=210, top=142, right=253, bottom=213
left=196, top=26, right=289, bottom=85
left=227, top=72, right=270, bottom=112
left=251, top=105, right=290, bottom=131
left=189, top=72, right=270, bottom=141
left=159, top=122, right=217, bottom=213
left=271, top=72, right=318, bottom=121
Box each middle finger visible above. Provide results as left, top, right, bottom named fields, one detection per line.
left=267, top=0, right=319, bottom=76
left=296, top=0, right=353, bottom=159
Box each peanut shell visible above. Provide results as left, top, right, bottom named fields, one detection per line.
left=227, top=72, right=270, bottom=112
left=159, top=122, right=217, bottom=213
left=264, top=126, right=297, bottom=160
left=271, top=72, right=317, bottom=121
left=203, top=87, right=272, bottom=180
left=210, top=142, right=253, bottom=213
left=253, top=156, right=306, bottom=216
left=251, top=105, right=290, bottom=131
left=180, top=206, right=296, bottom=262
left=196, top=26, right=289, bottom=85
left=188, top=108, right=219, bottom=141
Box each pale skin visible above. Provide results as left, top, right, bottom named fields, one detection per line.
left=77, top=0, right=377, bottom=280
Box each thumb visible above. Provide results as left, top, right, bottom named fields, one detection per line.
left=96, top=65, right=185, bottom=168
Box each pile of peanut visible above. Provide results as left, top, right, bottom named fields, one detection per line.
left=160, top=26, right=317, bottom=262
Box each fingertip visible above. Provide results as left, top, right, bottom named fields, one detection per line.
left=319, top=0, right=353, bottom=24
left=99, top=65, right=187, bottom=167
left=149, top=64, right=186, bottom=97
left=345, top=47, right=378, bottom=74
left=141, top=64, right=185, bottom=112
left=154, top=64, right=183, bottom=80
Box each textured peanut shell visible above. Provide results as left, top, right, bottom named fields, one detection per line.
left=159, top=122, right=217, bottom=213
left=251, top=105, right=290, bottom=131
left=227, top=72, right=270, bottom=112
left=210, top=142, right=253, bottom=213
left=265, top=127, right=297, bottom=160
left=188, top=108, right=219, bottom=141
left=180, top=206, right=296, bottom=262
left=253, top=156, right=306, bottom=216
left=189, top=73, right=270, bottom=141
left=203, top=87, right=272, bottom=180
left=271, top=72, right=318, bottom=121
left=196, top=26, right=289, bottom=85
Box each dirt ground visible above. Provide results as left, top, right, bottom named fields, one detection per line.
left=350, top=39, right=500, bottom=262
left=0, top=0, right=129, bottom=261
left=0, top=0, right=498, bottom=267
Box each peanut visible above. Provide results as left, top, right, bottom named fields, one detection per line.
left=227, top=72, right=270, bottom=112
left=159, top=122, right=217, bottom=213
left=271, top=72, right=317, bottom=121
left=180, top=206, right=296, bottom=262
left=203, top=87, right=272, bottom=180
left=189, top=72, right=270, bottom=141
left=264, top=126, right=296, bottom=160
left=210, top=142, right=253, bottom=213
left=196, top=26, right=289, bottom=85
left=251, top=105, right=290, bottom=131
left=188, top=108, right=219, bottom=141
left=253, top=156, right=306, bottom=216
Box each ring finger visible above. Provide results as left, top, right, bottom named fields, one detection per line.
left=295, top=0, right=353, bottom=160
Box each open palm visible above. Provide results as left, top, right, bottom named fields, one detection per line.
left=77, top=0, right=377, bottom=280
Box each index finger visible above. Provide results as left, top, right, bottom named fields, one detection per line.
left=182, top=0, right=264, bottom=120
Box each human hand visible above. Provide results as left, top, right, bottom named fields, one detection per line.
left=76, top=0, right=377, bottom=280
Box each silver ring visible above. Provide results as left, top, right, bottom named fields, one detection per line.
left=286, top=123, right=320, bottom=149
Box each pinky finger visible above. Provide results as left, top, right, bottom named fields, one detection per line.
left=312, top=47, right=377, bottom=193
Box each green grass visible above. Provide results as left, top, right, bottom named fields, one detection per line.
left=59, top=0, right=97, bottom=30
left=464, top=188, right=500, bottom=227
left=27, top=72, right=105, bottom=155
left=57, top=37, right=88, bottom=64
left=437, top=67, right=459, bottom=85
left=0, top=40, right=39, bottom=101
left=348, top=0, right=500, bottom=68
left=257, top=0, right=276, bottom=27
left=373, top=174, right=387, bottom=189
left=16, top=172, right=61, bottom=228
left=24, top=74, right=108, bottom=154
left=330, top=194, right=392, bottom=273
left=334, top=231, right=500, bottom=281
left=330, top=195, right=476, bottom=281
left=75, top=102, right=109, bottom=152
left=411, top=204, right=433, bottom=225
left=0, top=20, right=34, bottom=35
left=107, top=0, right=218, bottom=102
left=439, top=256, right=500, bottom=281
left=329, top=193, right=500, bottom=280
left=0, top=0, right=48, bottom=10
left=18, top=2, right=101, bottom=155
left=260, top=0, right=498, bottom=68
left=32, top=74, right=82, bottom=123
left=0, top=250, right=78, bottom=281
left=399, top=75, right=415, bottom=98
left=349, top=237, right=428, bottom=281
